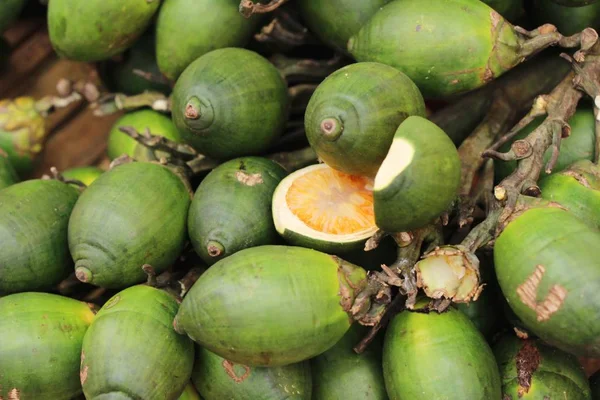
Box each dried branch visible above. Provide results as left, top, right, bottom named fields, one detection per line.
left=118, top=126, right=200, bottom=161
left=239, top=0, right=290, bottom=18
left=271, top=53, right=348, bottom=84
left=254, top=10, right=317, bottom=50
left=464, top=29, right=600, bottom=249
left=455, top=52, right=571, bottom=227
left=92, top=91, right=171, bottom=116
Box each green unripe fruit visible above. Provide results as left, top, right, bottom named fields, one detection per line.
left=68, top=162, right=190, bottom=288
left=311, top=324, right=387, bottom=400
left=107, top=110, right=183, bottom=161
left=0, top=292, right=96, bottom=400
left=348, top=0, right=522, bottom=98
left=62, top=166, right=104, bottom=187
left=174, top=245, right=368, bottom=367
left=48, top=0, right=161, bottom=62
left=374, top=116, right=461, bottom=232
left=305, top=62, right=426, bottom=177
left=495, top=206, right=600, bottom=357
left=192, top=345, right=312, bottom=399
left=539, top=160, right=600, bottom=230
left=81, top=285, right=194, bottom=400
left=156, top=0, right=264, bottom=80
left=494, top=334, right=591, bottom=399
left=188, top=157, right=287, bottom=265
left=171, top=48, right=290, bottom=160
left=297, top=0, right=392, bottom=53
left=0, top=180, right=79, bottom=295
left=383, top=302, right=502, bottom=399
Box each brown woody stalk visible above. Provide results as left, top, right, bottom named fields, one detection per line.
left=239, top=0, right=290, bottom=18
left=464, top=28, right=600, bottom=248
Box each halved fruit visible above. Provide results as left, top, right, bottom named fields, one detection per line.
left=272, top=163, right=378, bottom=253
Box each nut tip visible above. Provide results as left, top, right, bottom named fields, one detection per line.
left=75, top=265, right=93, bottom=283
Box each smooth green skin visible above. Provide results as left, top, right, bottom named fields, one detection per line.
left=0, top=151, right=19, bottom=190
left=348, top=0, right=521, bottom=99
left=175, top=245, right=365, bottom=367
left=297, top=0, right=391, bottom=53
left=533, top=0, right=600, bottom=38
left=62, top=166, right=104, bottom=187
left=482, top=0, right=524, bottom=21
left=156, top=0, right=263, bottom=80
left=68, top=162, right=190, bottom=288
left=107, top=109, right=183, bottom=161
left=312, top=324, right=387, bottom=400
left=383, top=307, right=502, bottom=399
left=0, top=180, right=79, bottom=295
left=0, top=292, right=95, bottom=400
left=539, top=166, right=600, bottom=230
left=495, top=108, right=596, bottom=182
left=495, top=207, right=600, bottom=357
left=189, top=157, right=287, bottom=266
left=494, top=335, right=591, bottom=399
left=374, top=116, right=461, bottom=232
left=591, top=372, right=600, bottom=399
left=81, top=285, right=194, bottom=400
left=304, top=62, right=426, bottom=177
left=192, top=345, right=311, bottom=400
left=0, top=0, right=27, bottom=33
left=48, top=0, right=160, bottom=62
left=171, top=48, right=290, bottom=160
left=98, top=31, right=172, bottom=96
left=178, top=383, right=201, bottom=400
left=550, top=0, right=599, bottom=5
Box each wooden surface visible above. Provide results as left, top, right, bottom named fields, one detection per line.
left=1, top=17, right=120, bottom=179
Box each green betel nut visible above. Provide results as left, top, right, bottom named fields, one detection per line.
left=297, top=0, right=392, bottom=53
left=81, top=285, right=194, bottom=400
left=48, top=0, right=160, bottom=62
left=495, top=206, right=600, bottom=357
left=156, top=0, right=264, bottom=80
left=348, top=0, right=523, bottom=98
left=192, top=345, right=312, bottom=400
left=305, top=62, right=426, bottom=177
left=374, top=116, right=461, bottom=232
left=188, top=157, right=287, bottom=265
left=171, top=48, right=290, bottom=160
left=0, top=179, right=79, bottom=295
left=174, top=245, right=369, bottom=367
left=383, top=304, right=502, bottom=399
left=0, top=292, right=96, bottom=400
left=494, top=334, right=592, bottom=399
left=68, top=162, right=190, bottom=289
